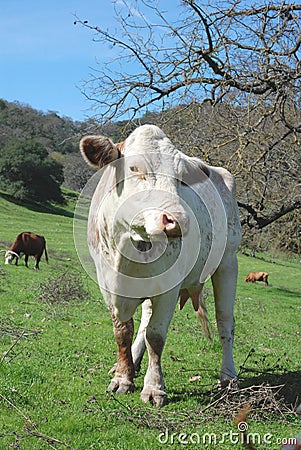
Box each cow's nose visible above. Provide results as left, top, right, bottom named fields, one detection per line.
left=162, top=213, right=176, bottom=231
left=161, top=213, right=189, bottom=237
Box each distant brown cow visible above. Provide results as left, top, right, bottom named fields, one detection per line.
left=4, top=232, right=48, bottom=270
left=244, top=271, right=269, bottom=286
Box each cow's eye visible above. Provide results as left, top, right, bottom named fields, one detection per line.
left=129, top=165, right=139, bottom=173
left=129, top=165, right=146, bottom=180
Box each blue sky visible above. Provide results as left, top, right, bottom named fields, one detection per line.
left=0, top=1, right=181, bottom=122
left=0, top=0, right=137, bottom=122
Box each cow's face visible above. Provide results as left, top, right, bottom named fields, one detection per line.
left=80, top=126, right=206, bottom=241
left=5, top=251, right=16, bottom=265
left=121, top=152, right=190, bottom=239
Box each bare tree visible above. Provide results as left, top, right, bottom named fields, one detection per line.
left=77, top=1, right=301, bottom=119
left=76, top=0, right=301, bottom=243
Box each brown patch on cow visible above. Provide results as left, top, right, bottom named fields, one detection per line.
left=116, top=141, right=125, bottom=153
left=129, top=164, right=146, bottom=181
left=112, top=315, right=135, bottom=383
left=179, top=288, right=190, bottom=310
left=88, top=216, right=101, bottom=252
left=179, top=287, right=212, bottom=341
left=136, top=172, right=146, bottom=181
left=103, top=217, right=109, bottom=237
left=179, top=287, right=201, bottom=311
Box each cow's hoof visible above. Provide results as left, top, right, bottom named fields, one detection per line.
left=107, top=378, right=135, bottom=394
left=140, top=388, right=167, bottom=407
left=218, top=377, right=239, bottom=390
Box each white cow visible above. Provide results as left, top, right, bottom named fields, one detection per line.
left=80, top=124, right=241, bottom=406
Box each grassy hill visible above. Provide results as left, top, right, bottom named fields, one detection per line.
left=0, top=192, right=300, bottom=449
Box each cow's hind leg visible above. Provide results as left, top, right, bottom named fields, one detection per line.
left=107, top=315, right=135, bottom=394
left=263, top=274, right=268, bottom=286
left=211, top=251, right=238, bottom=388
left=141, top=290, right=179, bottom=406
left=34, top=252, right=43, bottom=270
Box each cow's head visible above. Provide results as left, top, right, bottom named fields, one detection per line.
left=4, top=250, right=19, bottom=265
left=80, top=125, right=208, bottom=241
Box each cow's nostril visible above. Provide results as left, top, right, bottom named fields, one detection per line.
left=162, top=213, right=176, bottom=231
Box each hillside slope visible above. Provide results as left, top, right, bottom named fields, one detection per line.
left=0, top=99, right=82, bottom=154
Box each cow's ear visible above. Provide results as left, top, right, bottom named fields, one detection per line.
left=80, top=135, right=122, bottom=168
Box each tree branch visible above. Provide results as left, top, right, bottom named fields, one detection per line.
left=238, top=199, right=301, bottom=229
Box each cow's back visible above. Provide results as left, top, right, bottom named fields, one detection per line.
left=20, top=232, right=45, bottom=255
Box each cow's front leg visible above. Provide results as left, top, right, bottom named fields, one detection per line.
left=211, top=252, right=238, bottom=388
left=141, top=291, right=179, bottom=406
left=34, top=256, right=41, bottom=270
left=108, top=315, right=135, bottom=394
left=108, top=299, right=152, bottom=375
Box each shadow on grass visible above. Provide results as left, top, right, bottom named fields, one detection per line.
left=239, top=370, right=301, bottom=406
left=168, top=369, right=301, bottom=409
left=275, top=286, right=301, bottom=299
left=0, top=191, right=75, bottom=219
left=240, top=252, right=299, bottom=268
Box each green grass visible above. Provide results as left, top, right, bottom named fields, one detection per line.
left=0, top=190, right=300, bottom=449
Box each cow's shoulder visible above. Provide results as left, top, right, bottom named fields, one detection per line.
left=208, top=166, right=237, bottom=197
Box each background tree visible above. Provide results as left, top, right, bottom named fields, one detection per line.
left=153, top=102, right=300, bottom=253
left=63, top=154, right=96, bottom=192
left=0, top=139, right=64, bottom=203
left=76, top=0, right=301, bottom=252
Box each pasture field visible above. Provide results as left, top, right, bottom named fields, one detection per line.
left=0, top=190, right=300, bottom=449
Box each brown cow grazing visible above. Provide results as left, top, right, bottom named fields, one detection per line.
left=244, top=271, right=269, bottom=286
left=4, top=232, right=48, bottom=270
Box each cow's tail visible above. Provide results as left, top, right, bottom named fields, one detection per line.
left=44, top=245, right=49, bottom=264
left=196, top=294, right=212, bottom=342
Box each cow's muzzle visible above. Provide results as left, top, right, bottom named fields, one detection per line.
left=144, top=211, right=189, bottom=238
left=161, top=212, right=187, bottom=237
left=4, top=250, right=19, bottom=264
